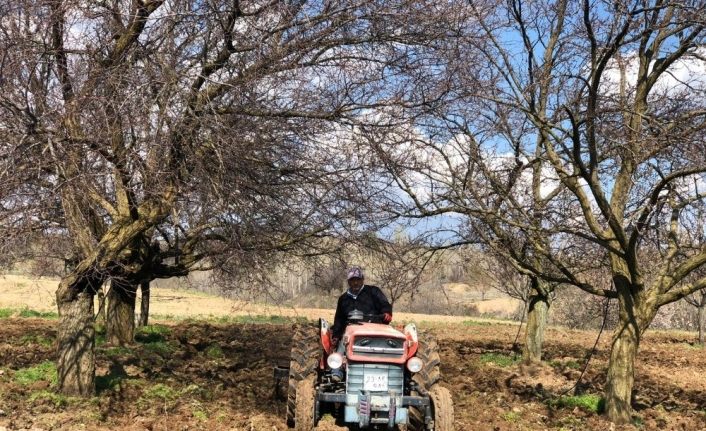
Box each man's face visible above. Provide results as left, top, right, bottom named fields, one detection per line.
left=347, top=277, right=364, bottom=293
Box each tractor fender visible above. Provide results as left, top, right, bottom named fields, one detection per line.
left=320, top=318, right=333, bottom=354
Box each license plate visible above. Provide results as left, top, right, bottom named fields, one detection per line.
left=363, top=373, right=388, bottom=391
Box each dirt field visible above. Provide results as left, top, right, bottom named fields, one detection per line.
left=0, top=316, right=705, bottom=431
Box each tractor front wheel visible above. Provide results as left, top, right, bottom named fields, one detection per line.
left=294, top=375, right=317, bottom=431
left=429, top=385, right=454, bottom=431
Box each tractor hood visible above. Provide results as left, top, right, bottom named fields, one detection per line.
left=343, top=323, right=410, bottom=364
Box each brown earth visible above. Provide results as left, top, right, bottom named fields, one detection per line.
left=0, top=318, right=705, bottom=431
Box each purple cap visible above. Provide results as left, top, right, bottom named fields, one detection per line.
left=346, top=266, right=364, bottom=280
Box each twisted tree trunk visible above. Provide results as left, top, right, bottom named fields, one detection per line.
left=106, top=279, right=137, bottom=346
left=56, top=276, right=100, bottom=396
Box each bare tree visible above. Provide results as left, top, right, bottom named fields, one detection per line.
left=360, top=234, right=439, bottom=305
left=0, top=0, right=450, bottom=395
left=684, top=290, right=706, bottom=345
left=366, top=0, right=706, bottom=423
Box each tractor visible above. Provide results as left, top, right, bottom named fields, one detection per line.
left=279, top=310, right=454, bottom=430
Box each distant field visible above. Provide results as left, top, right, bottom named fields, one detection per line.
left=0, top=274, right=515, bottom=325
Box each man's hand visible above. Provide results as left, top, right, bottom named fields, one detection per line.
left=383, top=312, right=393, bottom=323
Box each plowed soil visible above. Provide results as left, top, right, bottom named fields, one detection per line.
left=0, top=317, right=704, bottom=431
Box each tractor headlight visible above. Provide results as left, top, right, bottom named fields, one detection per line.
left=327, top=353, right=343, bottom=370
left=407, top=357, right=423, bottom=373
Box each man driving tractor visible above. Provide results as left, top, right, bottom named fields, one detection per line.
left=282, top=264, right=454, bottom=430
left=331, top=266, right=393, bottom=347
left=330, top=266, right=392, bottom=381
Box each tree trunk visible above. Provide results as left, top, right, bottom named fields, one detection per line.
left=698, top=305, right=704, bottom=346
left=139, top=281, right=150, bottom=327
left=605, top=317, right=641, bottom=424
left=106, top=279, right=137, bottom=346
left=95, top=285, right=106, bottom=325
left=56, top=287, right=96, bottom=396
left=603, top=277, right=655, bottom=425
left=522, top=278, right=551, bottom=364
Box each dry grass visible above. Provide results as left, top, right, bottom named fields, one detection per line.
left=0, top=274, right=513, bottom=325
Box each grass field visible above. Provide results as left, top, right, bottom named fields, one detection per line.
left=0, top=274, right=515, bottom=325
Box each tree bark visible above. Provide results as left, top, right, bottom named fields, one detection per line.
left=604, top=277, right=654, bottom=425
left=522, top=292, right=550, bottom=364
left=139, top=281, right=150, bottom=327
left=56, top=288, right=96, bottom=396
left=698, top=305, right=704, bottom=346
left=605, top=318, right=640, bottom=424
left=522, top=278, right=551, bottom=364
left=106, top=279, right=137, bottom=346
left=95, top=285, right=106, bottom=325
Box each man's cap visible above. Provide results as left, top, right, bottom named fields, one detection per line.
left=347, top=266, right=364, bottom=280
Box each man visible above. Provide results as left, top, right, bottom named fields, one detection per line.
left=331, top=266, right=393, bottom=347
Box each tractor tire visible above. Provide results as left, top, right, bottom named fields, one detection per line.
left=408, top=337, right=442, bottom=431
left=294, top=375, right=317, bottom=431
left=287, top=324, right=320, bottom=427
left=429, top=385, right=454, bottom=431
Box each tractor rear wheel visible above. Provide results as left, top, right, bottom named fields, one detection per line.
left=294, top=375, right=317, bottom=431
left=287, top=324, right=319, bottom=427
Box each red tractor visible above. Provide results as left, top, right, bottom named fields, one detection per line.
left=282, top=311, right=454, bottom=430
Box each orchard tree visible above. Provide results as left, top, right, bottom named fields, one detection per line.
left=685, top=290, right=706, bottom=345
left=368, top=0, right=706, bottom=423
left=0, top=0, right=453, bottom=395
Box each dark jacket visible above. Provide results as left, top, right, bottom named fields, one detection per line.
left=331, top=285, right=392, bottom=339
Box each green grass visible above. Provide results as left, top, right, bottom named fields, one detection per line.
left=479, top=353, right=519, bottom=367
left=549, top=359, right=582, bottom=370
left=18, top=308, right=58, bottom=319
left=212, top=314, right=309, bottom=325
left=143, top=341, right=177, bottom=356
left=135, top=324, right=171, bottom=343
left=548, top=394, right=605, bottom=414
left=141, top=383, right=180, bottom=402
left=193, top=409, right=208, bottom=421
left=28, top=390, right=70, bottom=407
left=501, top=411, right=521, bottom=422
left=14, top=361, right=58, bottom=387
left=19, top=334, right=54, bottom=347
left=138, top=383, right=203, bottom=410
left=463, top=320, right=492, bottom=326
left=151, top=313, right=178, bottom=321
left=0, top=308, right=13, bottom=318
left=205, top=343, right=225, bottom=359
left=103, top=346, right=133, bottom=357
left=683, top=342, right=704, bottom=350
